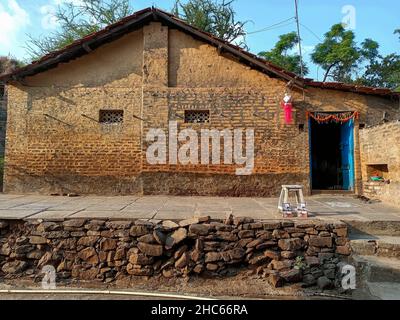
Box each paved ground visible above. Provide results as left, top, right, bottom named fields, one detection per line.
left=1, top=193, right=400, bottom=221
left=366, top=282, right=400, bottom=300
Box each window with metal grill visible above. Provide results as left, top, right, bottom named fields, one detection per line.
left=99, top=110, right=124, bottom=124
left=184, top=110, right=210, bottom=124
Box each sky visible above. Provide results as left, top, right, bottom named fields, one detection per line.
left=0, top=0, right=399, bottom=80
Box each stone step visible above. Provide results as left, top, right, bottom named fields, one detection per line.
left=346, top=220, right=400, bottom=236
left=350, top=255, right=400, bottom=299
left=350, top=234, right=400, bottom=258
left=365, top=282, right=400, bottom=300
left=351, top=255, right=400, bottom=283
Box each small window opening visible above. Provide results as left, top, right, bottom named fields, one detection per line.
left=99, top=110, right=124, bottom=124
left=184, top=110, right=210, bottom=124
left=367, top=164, right=389, bottom=181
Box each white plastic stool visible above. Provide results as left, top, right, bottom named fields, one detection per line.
left=278, top=185, right=308, bottom=218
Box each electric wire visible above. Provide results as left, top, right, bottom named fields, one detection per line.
left=299, top=22, right=322, bottom=42
left=246, top=17, right=296, bottom=35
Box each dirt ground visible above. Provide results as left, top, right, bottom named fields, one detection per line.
left=0, top=270, right=349, bottom=300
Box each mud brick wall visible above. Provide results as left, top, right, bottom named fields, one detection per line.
left=360, top=121, right=400, bottom=207
left=0, top=99, right=5, bottom=157
left=0, top=87, right=5, bottom=192
left=0, top=217, right=350, bottom=290
left=4, top=30, right=144, bottom=195
left=0, top=84, right=6, bottom=160
left=4, top=22, right=400, bottom=196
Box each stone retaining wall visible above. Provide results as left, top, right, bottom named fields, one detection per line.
left=0, top=217, right=350, bottom=290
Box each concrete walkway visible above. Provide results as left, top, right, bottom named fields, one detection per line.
left=1, top=193, right=400, bottom=222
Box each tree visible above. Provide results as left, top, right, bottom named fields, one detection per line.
left=26, top=0, right=133, bottom=60
left=395, top=29, right=400, bottom=41
left=311, top=24, right=362, bottom=82
left=360, top=38, right=380, bottom=63
left=354, top=29, right=400, bottom=90
left=173, top=0, right=248, bottom=47
left=357, top=54, right=400, bottom=90
left=258, top=32, right=308, bottom=76
left=0, top=56, right=22, bottom=76
left=1, top=56, right=22, bottom=107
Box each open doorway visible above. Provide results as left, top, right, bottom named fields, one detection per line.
left=310, top=116, right=355, bottom=192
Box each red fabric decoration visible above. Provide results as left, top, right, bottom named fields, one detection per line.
left=281, top=101, right=293, bottom=124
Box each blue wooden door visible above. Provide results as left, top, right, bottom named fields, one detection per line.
left=340, top=119, right=355, bottom=190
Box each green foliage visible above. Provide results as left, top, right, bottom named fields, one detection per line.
left=173, top=0, right=248, bottom=47
left=395, top=29, right=400, bottom=41
left=259, top=32, right=308, bottom=76
left=311, top=24, right=361, bottom=82
left=360, top=38, right=380, bottom=62
left=311, top=24, right=399, bottom=87
left=354, top=29, right=400, bottom=89
left=25, top=0, right=134, bottom=60
left=357, top=53, right=400, bottom=90
left=294, top=256, right=306, bottom=270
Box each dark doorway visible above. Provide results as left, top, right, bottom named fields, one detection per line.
left=310, top=119, right=342, bottom=190
left=310, top=117, right=355, bottom=191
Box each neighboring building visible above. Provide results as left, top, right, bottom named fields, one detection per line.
left=0, top=8, right=399, bottom=197
left=0, top=83, right=5, bottom=158
left=0, top=83, right=5, bottom=191
left=360, top=121, right=400, bottom=207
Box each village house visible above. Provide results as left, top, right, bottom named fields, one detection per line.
left=0, top=7, right=399, bottom=201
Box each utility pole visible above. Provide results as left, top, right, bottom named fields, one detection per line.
left=294, top=0, right=304, bottom=78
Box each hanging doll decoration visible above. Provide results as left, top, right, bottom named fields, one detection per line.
left=281, top=92, right=293, bottom=125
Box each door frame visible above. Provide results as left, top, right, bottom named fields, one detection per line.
left=308, top=116, right=356, bottom=193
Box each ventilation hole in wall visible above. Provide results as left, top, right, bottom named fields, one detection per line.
left=184, top=110, right=210, bottom=124
left=99, top=110, right=124, bottom=124
left=298, top=124, right=305, bottom=131
left=359, top=123, right=366, bottom=129
left=367, top=164, right=389, bottom=180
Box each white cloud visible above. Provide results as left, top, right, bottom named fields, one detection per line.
left=40, top=4, right=58, bottom=29
left=0, top=0, right=30, bottom=52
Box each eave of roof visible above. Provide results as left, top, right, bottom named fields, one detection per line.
left=305, top=81, right=399, bottom=97
left=0, top=7, right=398, bottom=98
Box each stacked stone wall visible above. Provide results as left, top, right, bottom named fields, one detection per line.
left=0, top=217, right=350, bottom=289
